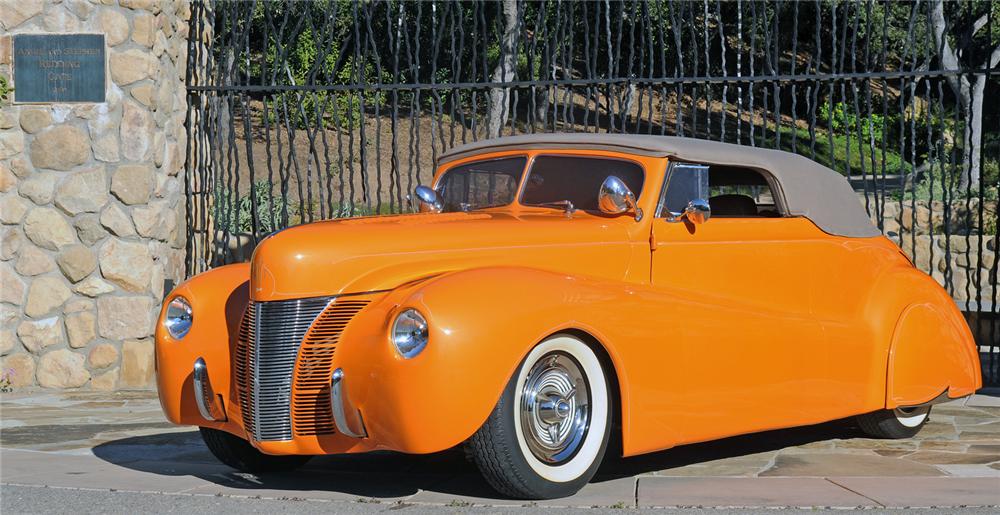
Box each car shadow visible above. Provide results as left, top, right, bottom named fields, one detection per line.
left=597, top=417, right=863, bottom=479
left=91, top=417, right=864, bottom=500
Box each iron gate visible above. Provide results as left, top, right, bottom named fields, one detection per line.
left=185, top=0, right=998, bottom=383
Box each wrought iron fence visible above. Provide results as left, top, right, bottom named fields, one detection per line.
left=186, top=0, right=998, bottom=383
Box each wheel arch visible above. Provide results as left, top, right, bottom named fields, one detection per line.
left=557, top=328, right=626, bottom=459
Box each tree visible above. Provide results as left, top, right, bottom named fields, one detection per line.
left=487, top=0, right=521, bottom=138
left=929, top=0, right=1000, bottom=190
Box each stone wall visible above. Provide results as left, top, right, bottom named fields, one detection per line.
left=870, top=199, right=997, bottom=304
left=0, top=0, right=189, bottom=390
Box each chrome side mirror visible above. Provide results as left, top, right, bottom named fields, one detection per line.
left=598, top=176, right=643, bottom=221
left=414, top=185, right=442, bottom=213
left=671, top=198, right=711, bottom=225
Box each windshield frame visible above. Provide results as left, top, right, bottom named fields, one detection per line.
left=517, top=153, right=647, bottom=213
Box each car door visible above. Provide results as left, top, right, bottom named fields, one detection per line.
left=645, top=161, right=830, bottom=443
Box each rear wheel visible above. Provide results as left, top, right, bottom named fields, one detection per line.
left=856, top=406, right=931, bottom=439
left=199, top=427, right=312, bottom=473
left=469, top=334, right=611, bottom=499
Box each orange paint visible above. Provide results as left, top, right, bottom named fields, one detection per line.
left=156, top=146, right=982, bottom=458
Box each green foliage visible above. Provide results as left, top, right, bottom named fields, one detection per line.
left=819, top=102, right=885, bottom=142
left=0, top=76, right=11, bottom=103
left=238, top=0, right=390, bottom=129
left=897, top=161, right=1000, bottom=203
left=0, top=368, right=14, bottom=393
left=215, top=181, right=293, bottom=234
left=769, top=124, right=912, bottom=177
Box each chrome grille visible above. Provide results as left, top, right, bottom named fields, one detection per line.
left=235, top=297, right=331, bottom=442
left=292, top=300, right=370, bottom=436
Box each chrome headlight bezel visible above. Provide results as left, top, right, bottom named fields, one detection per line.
left=164, top=296, right=193, bottom=340
left=391, top=308, right=428, bottom=359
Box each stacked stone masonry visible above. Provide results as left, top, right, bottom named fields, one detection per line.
left=0, top=0, right=189, bottom=390
left=867, top=198, right=998, bottom=304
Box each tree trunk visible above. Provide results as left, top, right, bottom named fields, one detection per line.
left=961, top=78, right=985, bottom=191
left=929, top=0, right=993, bottom=190
left=488, top=0, right=519, bottom=138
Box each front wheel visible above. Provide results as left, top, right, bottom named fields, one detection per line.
left=199, top=427, right=312, bottom=473
left=856, top=405, right=931, bottom=439
left=468, top=334, right=612, bottom=499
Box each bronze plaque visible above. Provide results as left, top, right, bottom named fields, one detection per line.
left=13, top=34, right=106, bottom=104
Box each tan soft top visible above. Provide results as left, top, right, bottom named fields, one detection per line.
left=440, top=133, right=880, bottom=238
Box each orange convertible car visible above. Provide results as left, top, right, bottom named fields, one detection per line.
left=156, top=134, right=981, bottom=499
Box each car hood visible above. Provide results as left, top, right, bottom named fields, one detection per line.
left=249, top=210, right=638, bottom=301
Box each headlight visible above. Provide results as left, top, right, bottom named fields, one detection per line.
left=165, top=296, right=193, bottom=339
left=391, top=308, right=428, bottom=359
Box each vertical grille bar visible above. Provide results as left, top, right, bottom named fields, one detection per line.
left=234, top=303, right=255, bottom=438
left=235, top=297, right=331, bottom=442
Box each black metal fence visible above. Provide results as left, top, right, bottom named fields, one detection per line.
left=185, top=0, right=998, bottom=383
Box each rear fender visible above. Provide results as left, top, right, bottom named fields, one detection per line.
left=886, top=278, right=982, bottom=407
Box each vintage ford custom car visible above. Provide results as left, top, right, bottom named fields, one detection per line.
left=156, top=134, right=981, bottom=499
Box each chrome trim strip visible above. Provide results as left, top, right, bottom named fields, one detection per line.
left=193, top=357, right=220, bottom=422
left=330, top=368, right=367, bottom=438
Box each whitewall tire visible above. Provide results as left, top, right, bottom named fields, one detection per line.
left=856, top=405, right=931, bottom=439
left=469, top=334, right=612, bottom=499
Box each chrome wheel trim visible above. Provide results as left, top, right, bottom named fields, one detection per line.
left=519, top=351, right=591, bottom=465
left=512, top=335, right=608, bottom=483
left=893, top=405, right=930, bottom=428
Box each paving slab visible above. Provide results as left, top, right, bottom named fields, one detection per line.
left=183, top=470, right=437, bottom=503
left=830, top=477, right=1000, bottom=507
left=2, top=390, right=998, bottom=508
left=403, top=474, right=527, bottom=507
left=403, top=474, right=636, bottom=507
left=938, top=464, right=1000, bottom=477
left=760, top=452, right=944, bottom=476
left=1, top=449, right=226, bottom=493
left=637, top=477, right=876, bottom=508
left=967, top=393, right=1000, bottom=408
left=537, top=476, right=637, bottom=508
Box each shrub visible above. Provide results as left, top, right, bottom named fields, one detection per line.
left=215, top=180, right=294, bottom=234
left=819, top=101, right=885, bottom=142
left=0, top=76, right=11, bottom=103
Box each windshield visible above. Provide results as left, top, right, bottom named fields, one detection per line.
left=437, top=156, right=526, bottom=212
left=520, top=155, right=645, bottom=212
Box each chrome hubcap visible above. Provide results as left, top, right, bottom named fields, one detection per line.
left=519, top=352, right=590, bottom=464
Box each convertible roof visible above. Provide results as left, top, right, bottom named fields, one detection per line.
left=439, top=133, right=880, bottom=238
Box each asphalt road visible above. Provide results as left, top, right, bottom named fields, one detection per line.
left=4, top=484, right=998, bottom=515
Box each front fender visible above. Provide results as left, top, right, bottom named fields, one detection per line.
left=155, top=263, right=250, bottom=435
left=336, top=266, right=631, bottom=455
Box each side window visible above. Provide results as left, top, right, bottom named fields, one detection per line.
left=657, top=163, right=709, bottom=217
left=657, top=163, right=782, bottom=218
left=437, top=156, right=526, bottom=212
left=706, top=166, right=781, bottom=217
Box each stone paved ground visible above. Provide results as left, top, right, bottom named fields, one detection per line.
left=1, top=390, right=998, bottom=511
